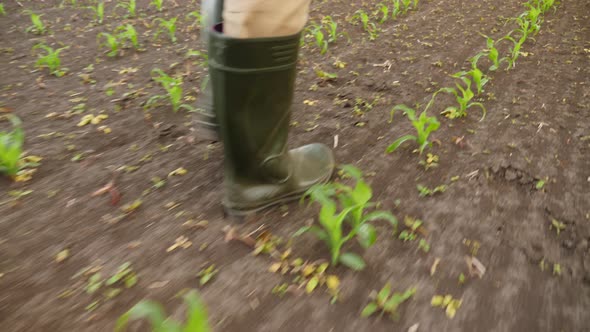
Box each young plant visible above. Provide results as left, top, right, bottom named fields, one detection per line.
left=0, top=115, right=24, bottom=177
left=116, top=0, right=136, bottom=18
left=98, top=32, right=121, bottom=56
left=187, top=11, right=203, bottom=27
left=296, top=165, right=398, bottom=270
left=479, top=34, right=501, bottom=71
left=401, top=0, right=412, bottom=14
left=386, top=104, right=440, bottom=154
left=24, top=10, right=46, bottom=35
left=116, top=290, right=210, bottom=332
left=391, top=0, right=401, bottom=18
left=148, top=69, right=193, bottom=112
left=0, top=3, right=6, bottom=16
left=33, top=44, right=68, bottom=77
left=150, top=0, right=164, bottom=12
left=431, top=73, right=487, bottom=120
left=376, top=2, right=389, bottom=24
left=154, top=17, right=178, bottom=43
left=500, top=31, right=527, bottom=70
left=321, top=16, right=339, bottom=42
left=116, top=24, right=139, bottom=49
left=308, top=23, right=328, bottom=55
left=87, top=2, right=104, bottom=24
left=351, top=10, right=379, bottom=40
left=361, top=283, right=416, bottom=320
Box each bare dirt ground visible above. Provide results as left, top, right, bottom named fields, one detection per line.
left=1, top=0, right=589, bottom=331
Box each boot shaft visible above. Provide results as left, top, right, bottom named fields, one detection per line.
left=209, top=25, right=301, bottom=182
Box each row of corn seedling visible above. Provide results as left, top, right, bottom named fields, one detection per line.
left=387, top=0, right=556, bottom=155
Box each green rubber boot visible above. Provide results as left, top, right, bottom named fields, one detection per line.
left=209, top=25, right=335, bottom=216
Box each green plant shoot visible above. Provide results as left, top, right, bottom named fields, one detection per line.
left=150, top=0, right=164, bottom=12
left=87, top=2, right=104, bottom=24
left=387, top=105, right=440, bottom=154
left=116, top=0, right=136, bottom=18
left=148, top=69, right=193, bottom=112
left=0, top=115, right=24, bottom=177
left=116, top=290, right=210, bottom=332
left=154, top=17, right=178, bottom=43
left=24, top=10, right=46, bottom=35
left=34, top=44, right=68, bottom=77
left=295, top=165, right=398, bottom=270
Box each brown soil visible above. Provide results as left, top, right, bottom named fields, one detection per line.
left=1, top=0, right=589, bottom=331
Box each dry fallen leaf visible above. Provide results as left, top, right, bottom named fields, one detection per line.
left=408, top=323, right=419, bottom=332
left=55, top=249, right=70, bottom=263
left=430, top=257, right=441, bottom=276
left=465, top=256, right=486, bottom=278
left=167, top=236, right=192, bottom=252
left=326, top=275, right=340, bottom=291
left=147, top=280, right=169, bottom=289
left=168, top=167, right=188, bottom=177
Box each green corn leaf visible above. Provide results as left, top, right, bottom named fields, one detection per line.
left=339, top=252, right=366, bottom=270
left=377, top=283, right=391, bottom=305
left=361, top=302, right=379, bottom=317
left=357, top=223, right=377, bottom=249
left=182, top=291, right=211, bottom=332
left=362, top=210, right=398, bottom=230
left=386, top=135, right=417, bottom=153
left=116, top=301, right=170, bottom=332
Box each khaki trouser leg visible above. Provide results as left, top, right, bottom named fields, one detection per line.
left=223, top=0, right=312, bottom=38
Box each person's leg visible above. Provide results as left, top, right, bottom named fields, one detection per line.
left=208, top=0, right=334, bottom=216
left=223, top=0, right=312, bottom=38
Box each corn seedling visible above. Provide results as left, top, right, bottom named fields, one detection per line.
left=24, top=10, right=47, bottom=35
left=116, top=24, right=139, bottom=49
left=0, top=3, right=5, bottom=16
left=87, top=2, right=104, bottom=24
left=376, top=2, right=389, bottom=23
left=154, top=18, right=178, bottom=43
left=296, top=165, right=398, bottom=270
left=387, top=104, right=440, bottom=154
left=479, top=34, right=501, bottom=71
left=148, top=69, right=193, bottom=112
left=150, top=0, right=164, bottom=12
left=391, top=0, right=401, bottom=18
left=116, top=290, right=210, bottom=332
left=116, top=0, right=136, bottom=18
left=98, top=32, right=121, bottom=56
left=321, top=16, right=339, bottom=42
left=187, top=11, right=203, bottom=27
left=429, top=71, right=486, bottom=120
left=401, top=0, right=412, bottom=14
left=308, top=23, right=328, bottom=54
left=361, top=283, right=416, bottom=320
left=0, top=116, right=24, bottom=177
left=34, top=44, right=68, bottom=77
left=351, top=10, right=379, bottom=40
left=501, top=31, right=527, bottom=70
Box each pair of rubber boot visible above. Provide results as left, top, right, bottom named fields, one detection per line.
left=200, top=24, right=334, bottom=216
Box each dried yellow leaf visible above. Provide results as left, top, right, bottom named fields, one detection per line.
left=326, top=275, right=340, bottom=291
left=168, top=167, right=188, bottom=177
left=431, top=295, right=444, bottom=307
left=445, top=299, right=462, bottom=318
left=55, top=249, right=69, bottom=263
left=269, top=262, right=282, bottom=273
left=91, top=114, right=108, bottom=125
left=14, top=169, right=36, bottom=182
left=302, top=264, right=316, bottom=277
left=77, top=114, right=94, bottom=127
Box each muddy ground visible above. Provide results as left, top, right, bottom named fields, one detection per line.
left=0, top=0, right=589, bottom=331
